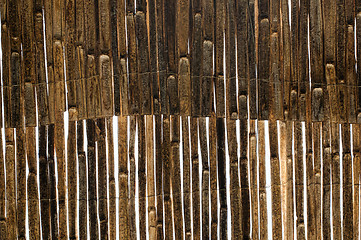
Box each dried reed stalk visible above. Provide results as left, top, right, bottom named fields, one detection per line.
left=295, top=121, right=305, bottom=238
left=249, top=120, right=258, bottom=238
left=67, top=121, right=77, bottom=239
left=155, top=116, right=164, bottom=239
left=171, top=116, right=183, bottom=239
left=77, top=121, right=87, bottom=240
left=322, top=121, right=331, bottom=238
left=191, top=117, right=200, bottom=239
left=138, top=116, right=146, bottom=239
left=26, top=127, right=40, bottom=239
left=209, top=116, right=218, bottom=240
left=258, top=121, right=267, bottom=239
left=16, top=127, right=26, bottom=239
left=128, top=116, right=136, bottom=239
left=118, top=116, right=129, bottom=239
left=331, top=123, right=341, bottom=238
left=200, top=118, right=210, bottom=238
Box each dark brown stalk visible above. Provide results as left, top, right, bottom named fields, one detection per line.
left=26, top=127, right=40, bottom=239
left=191, top=117, right=200, bottom=240
left=331, top=123, right=341, bottom=238
left=249, top=120, right=258, bottom=238
left=295, top=121, right=305, bottom=238
left=128, top=116, right=136, bottom=239
left=16, top=127, right=26, bottom=239
left=258, top=121, right=267, bottom=239
left=118, top=116, right=129, bottom=239
left=182, top=116, right=192, bottom=240
left=170, top=116, right=183, bottom=239
left=322, top=121, right=331, bottom=239
left=353, top=124, right=361, bottom=239
left=68, top=121, right=77, bottom=240
left=86, top=119, right=98, bottom=240
left=227, top=119, right=241, bottom=238
left=138, top=116, right=146, bottom=240
left=78, top=121, right=87, bottom=240
left=215, top=0, right=225, bottom=118
left=209, top=116, right=218, bottom=240
left=155, top=116, right=164, bottom=239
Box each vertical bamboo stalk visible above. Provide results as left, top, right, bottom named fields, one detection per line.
left=155, top=116, right=164, bottom=239
left=48, top=125, right=59, bottom=239
left=179, top=57, right=191, bottom=116
left=227, top=119, right=241, bottom=238
left=322, top=121, right=331, bottom=239
left=106, top=118, right=116, bottom=240
left=127, top=13, right=140, bottom=115
left=357, top=13, right=361, bottom=120
left=209, top=116, right=217, bottom=240
left=353, top=124, right=361, bottom=239
left=163, top=116, right=173, bottom=239
left=191, top=117, right=200, bottom=240
left=249, top=120, right=258, bottom=238
left=5, top=129, right=16, bottom=239
left=138, top=116, right=146, bottom=240
left=240, top=118, right=250, bottom=238
left=215, top=0, right=225, bottom=118
left=280, top=121, right=294, bottom=240
left=306, top=120, right=315, bottom=239
left=99, top=54, right=113, bottom=117
left=135, top=11, right=151, bottom=115
left=248, top=0, right=257, bottom=119
left=77, top=121, right=87, bottom=240
left=170, top=116, right=183, bottom=239
left=258, top=121, right=268, bottom=239
left=182, top=116, right=192, bottom=240
left=281, top=0, right=291, bottom=120
left=237, top=0, right=248, bottom=119
left=202, top=41, right=213, bottom=117
left=258, top=16, right=270, bottom=120
left=86, top=119, right=98, bottom=240
left=96, top=119, right=108, bottom=239
left=155, top=0, right=168, bottom=114
left=0, top=127, right=5, bottom=239
left=191, top=13, right=202, bottom=117
left=128, top=116, right=136, bottom=239
left=346, top=25, right=357, bottom=123
left=67, top=121, right=77, bottom=240
left=149, top=0, right=159, bottom=114
left=16, top=128, right=26, bottom=239
left=65, top=0, right=77, bottom=121
left=226, top=0, right=237, bottom=119
left=290, top=0, right=299, bottom=120
left=295, top=121, right=305, bottom=238
left=298, top=0, right=309, bottom=122
left=331, top=123, right=341, bottom=238
left=118, top=116, right=129, bottom=239
left=146, top=115, right=156, bottom=239
left=217, top=118, right=227, bottom=239
left=117, top=116, right=128, bottom=239
left=269, top=121, right=282, bottom=239
left=342, top=124, right=353, bottom=238
left=54, top=39, right=67, bottom=240
left=199, top=118, right=210, bottom=238
left=26, top=127, right=40, bottom=239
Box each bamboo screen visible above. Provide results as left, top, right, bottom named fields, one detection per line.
left=1, top=0, right=361, bottom=239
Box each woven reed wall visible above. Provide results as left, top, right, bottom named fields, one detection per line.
left=0, top=0, right=361, bottom=239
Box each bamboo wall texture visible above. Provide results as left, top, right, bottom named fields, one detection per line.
left=1, top=0, right=361, bottom=239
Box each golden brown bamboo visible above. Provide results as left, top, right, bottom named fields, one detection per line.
left=77, top=121, right=87, bottom=240
left=48, top=125, right=58, bottom=240
left=342, top=124, right=353, bottom=238
left=202, top=41, right=213, bottom=116
left=209, top=116, right=217, bottom=240
left=5, top=129, right=16, bottom=239
left=226, top=0, right=237, bottom=119
left=118, top=116, right=129, bottom=239
left=26, top=127, right=40, bottom=240
left=182, top=116, right=192, bottom=240
left=146, top=115, right=156, bottom=240
left=258, top=121, right=267, bottom=239
left=290, top=0, right=298, bottom=120
left=96, top=118, right=108, bottom=239
left=16, top=127, right=26, bottom=239
left=248, top=0, right=257, bottom=119
left=237, top=0, right=248, bottom=120
left=331, top=123, right=341, bottom=238
left=215, top=0, right=225, bottom=118
left=346, top=25, right=357, bottom=123
left=138, top=116, right=146, bottom=240
left=227, top=119, right=241, bottom=238
left=128, top=116, right=136, bottom=239
left=191, top=117, right=200, bottom=240
left=295, top=121, right=305, bottom=238
left=357, top=13, right=361, bottom=120
left=170, top=116, right=183, bottom=239
left=54, top=39, right=67, bottom=240
left=191, top=14, right=202, bottom=117
left=249, top=120, right=258, bottom=238
left=0, top=127, right=5, bottom=239
left=99, top=55, right=114, bottom=117
left=239, top=118, right=250, bottom=238
left=135, top=11, right=151, bottom=115
left=86, top=119, right=98, bottom=240
left=322, top=121, right=331, bottom=239
left=281, top=0, right=291, bottom=120
left=199, top=118, right=210, bottom=238
left=163, top=116, right=173, bottom=239
left=106, top=118, right=116, bottom=240
left=179, top=58, right=191, bottom=116
left=177, top=0, right=189, bottom=57
left=307, top=120, right=315, bottom=239
left=155, top=116, right=164, bottom=239
left=67, top=121, right=77, bottom=240
left=353, top=123, right=361, bottom=239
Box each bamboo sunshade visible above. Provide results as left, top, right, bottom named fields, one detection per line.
left=1, top=0, right=361, bottom=239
